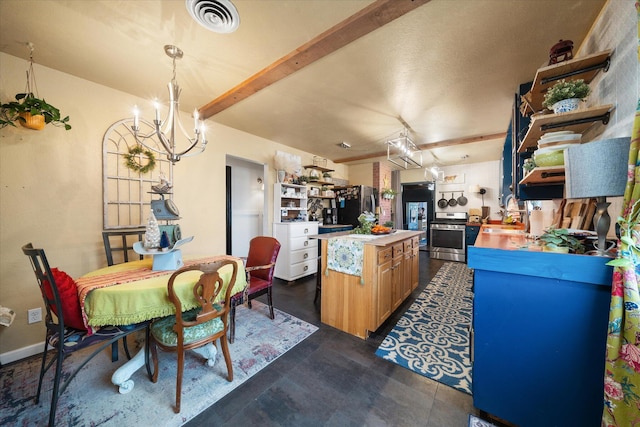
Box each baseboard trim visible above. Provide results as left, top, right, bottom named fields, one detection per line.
left=0, top=342, right=44, bottom=365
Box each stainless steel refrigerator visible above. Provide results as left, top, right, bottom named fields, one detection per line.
left=334, top=185, right=376, bottom=228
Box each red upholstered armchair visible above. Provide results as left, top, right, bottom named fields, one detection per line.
left=229, top=236, right=281, bottom=343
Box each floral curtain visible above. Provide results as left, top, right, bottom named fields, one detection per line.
left=602, top=5, right=640, bottom=424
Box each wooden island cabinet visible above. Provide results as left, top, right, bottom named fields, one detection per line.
left=314, top=230, right=422, bottom=339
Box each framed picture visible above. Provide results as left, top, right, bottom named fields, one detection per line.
left=442, top=173, right=464, bottom=184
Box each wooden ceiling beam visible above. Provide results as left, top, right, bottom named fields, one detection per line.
left=198, top=0, right=431, bottom=119
left=332, top=132, right=507, bottom=163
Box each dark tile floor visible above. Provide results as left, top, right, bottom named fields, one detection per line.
left=186, top=252, right=481, bottom=427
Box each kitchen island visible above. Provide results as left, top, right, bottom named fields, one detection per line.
left=313, top=229, right=423, bottom=339
left=468, top=224, right=612, bottom=427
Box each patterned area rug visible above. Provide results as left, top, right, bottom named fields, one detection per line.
left=0, top=301, right=317, bottom=426
left=375, top=262, right=473, bottom=394
left=469, top=414, right=498, bottom=427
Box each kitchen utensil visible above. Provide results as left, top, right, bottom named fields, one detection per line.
left=438, top=193, right=448, bottom=208
left=457, top=192, right=468, bottom=206
left=448, top=193, right=458, bottom=207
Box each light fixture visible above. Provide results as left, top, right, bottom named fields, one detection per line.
left=425, top=165, right=443, bottom=182
left=565, top=137, right=630, bottom=257
left=387, top=129, right=422, bottom=169
left=132, top=45, right=207, bottom=164
left=471, top=185, right=489, bottom=218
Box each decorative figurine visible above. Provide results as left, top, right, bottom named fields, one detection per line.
left=151, top=173, right=172, bottom=194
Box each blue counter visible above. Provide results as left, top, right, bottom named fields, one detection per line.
left=468, top=242, right=612, bottom=427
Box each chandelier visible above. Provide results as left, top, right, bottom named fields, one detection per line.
left=132, top=45, right=207, bottom=164
left=386, top=129, right=422, bottom=169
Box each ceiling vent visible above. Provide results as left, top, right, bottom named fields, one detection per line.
left=186, top=0, right=240, bottom=34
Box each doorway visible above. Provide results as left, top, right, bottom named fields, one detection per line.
left=225, top=156, right=269, bottom=257
left=401, top=182, right=434, bottom=250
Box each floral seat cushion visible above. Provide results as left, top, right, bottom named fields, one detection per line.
left=151, top=307, right=224, bottom=347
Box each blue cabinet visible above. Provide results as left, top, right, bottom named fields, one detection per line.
left=465, top=225, right=480, bottom=247
left=468, top=247, right=612, bottom=427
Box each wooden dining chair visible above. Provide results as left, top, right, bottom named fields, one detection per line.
left=148, top=259, right=239, bottom=413
left=229, top=236, right=281, bottom=343
left=22, top=243, right=151, bottom=427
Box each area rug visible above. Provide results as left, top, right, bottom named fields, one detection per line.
left=469, top=414, right=498, bottom=427
left=375, top=261, right=473, bottom=394
left=0, top=301, right=317, bottom=426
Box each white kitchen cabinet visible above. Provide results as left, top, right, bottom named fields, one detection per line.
left=273, top=221, right=318, bottom=281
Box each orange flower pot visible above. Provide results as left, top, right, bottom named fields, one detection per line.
left=18, top=112, right=45, bottom=130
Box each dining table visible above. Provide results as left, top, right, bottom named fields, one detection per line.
left=75, top=255, right=247, bottom=393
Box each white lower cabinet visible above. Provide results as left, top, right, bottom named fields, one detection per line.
left=273, top=222, right=318, bottom=281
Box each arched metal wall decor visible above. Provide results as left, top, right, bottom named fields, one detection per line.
left=102, top=118, right=173, bottom=229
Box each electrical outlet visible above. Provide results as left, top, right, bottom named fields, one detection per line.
left=28, top=307, right=42, bottom=324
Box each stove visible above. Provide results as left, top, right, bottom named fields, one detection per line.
left=431, top=212, right=468, bottom=225
left=430, top=212, right=468, bottom=262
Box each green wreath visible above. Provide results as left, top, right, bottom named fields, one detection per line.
left=124, top=145, right=156, bottom=174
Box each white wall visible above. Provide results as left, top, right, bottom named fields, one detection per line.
left=400, top=160, right=502, bottom=218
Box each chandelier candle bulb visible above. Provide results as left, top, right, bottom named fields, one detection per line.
left=154, top=102, right=160, bottom=122
left=133, top=107, right=139, bottom=128
left=193, top=109, right=199, bottom=131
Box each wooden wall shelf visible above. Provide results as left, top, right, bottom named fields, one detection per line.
left=522, top=50, right=612, bottom=114
left=519, top=166, right=565, bottom=186
left=517, top=104, right=614, bottom=153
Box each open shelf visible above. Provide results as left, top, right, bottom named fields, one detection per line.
left=517, top=104, right=614, bottom=153
left=303, top=165, right=334, bottom=173
left=308, top=179, right=334, bottom=186
left=519, top=166, right=565, bottom=186
left=521, top=50, right=612, bottom=114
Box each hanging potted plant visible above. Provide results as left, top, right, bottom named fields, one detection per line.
left=0, top=44, right=71, bottom=130
left=542, top=79, right=591, bottom=114
left=381, top=188, right=397, bottom=200
left=0, top=93, right=71, bottom=130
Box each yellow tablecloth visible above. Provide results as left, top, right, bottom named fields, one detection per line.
left=78, top=256, right=246, bottom=328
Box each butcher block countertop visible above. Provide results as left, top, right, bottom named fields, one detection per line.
left=473, top=224, right=533, bottom=251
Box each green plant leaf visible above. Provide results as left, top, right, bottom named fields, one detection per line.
left=607, top=258, right=633, bottom=268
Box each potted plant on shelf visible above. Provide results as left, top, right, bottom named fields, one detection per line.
left=0, top=92, right=71, bottom=130
left=542, top=79, right=590, bottom=114
left=381, top=188, right=397, bottom=200
left=539, top=228, right=585, bottom=254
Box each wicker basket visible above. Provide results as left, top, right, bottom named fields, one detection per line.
left=18, top=112, right=45, bottom=130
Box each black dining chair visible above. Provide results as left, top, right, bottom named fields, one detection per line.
left=22, top=243, right=151, bottom=427
left=102, top=228, right=146, bottom=361
left=102, top=228, right=146, bottom=266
